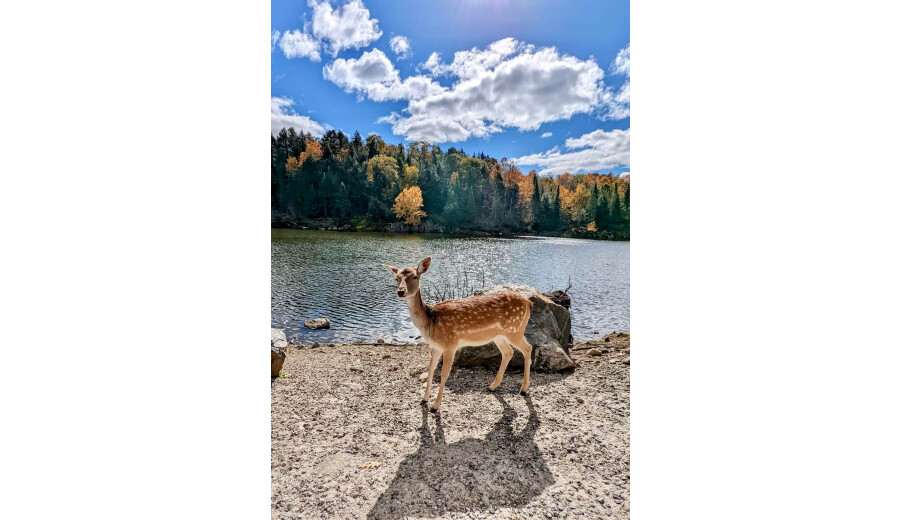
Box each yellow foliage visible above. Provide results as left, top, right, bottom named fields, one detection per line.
left=285, top=156, right=301, bottom=175
left=402, top=165, right=419, bottom=187
left=572, top=184, right=590, bottom=219
left=367, top=155, right=399, bottom=183
left=392, top=186, right=427, bottom=225
left=517, top=176, right=535, bottom=220
left=587, top=221, right=598, bottom=232
left=558, top=185, right=576, bottom=217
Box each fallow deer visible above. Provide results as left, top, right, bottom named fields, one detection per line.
left=383, top=257, right=533, bottom=412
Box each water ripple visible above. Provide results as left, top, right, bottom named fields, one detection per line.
left=272, top=230, right=629, bottom=343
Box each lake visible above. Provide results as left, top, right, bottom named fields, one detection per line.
left=272, top=229, right=629, bottom=343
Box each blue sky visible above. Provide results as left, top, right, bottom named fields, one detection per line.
left=272, top=0, right=630, bottom=176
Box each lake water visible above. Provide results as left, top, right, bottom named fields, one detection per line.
left=272, top=229, right=629, bottom=343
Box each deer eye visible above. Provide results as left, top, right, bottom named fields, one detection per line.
left=412, top=276, right=418, bottom=280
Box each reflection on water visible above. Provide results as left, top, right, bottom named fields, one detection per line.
left=271, top=230, right=629, bottom=343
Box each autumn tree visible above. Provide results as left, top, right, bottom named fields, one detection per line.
left=365, top=133, right=386, bottom=158
left=392, top=186, right=427, bottom=225
left=401, top=164, right=419, bottom=188
left=367, top=154, right=399, bottom=183
left=285, top=156, right=301, bottom=176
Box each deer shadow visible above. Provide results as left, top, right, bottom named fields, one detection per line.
left=366, top=394, right=553, bottom=519
left=441, top=362, right=575, bottom=394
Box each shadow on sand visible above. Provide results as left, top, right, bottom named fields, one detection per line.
left=441, top=363, right=575, bottom=394
left=367, top=393, right=553, bottom=519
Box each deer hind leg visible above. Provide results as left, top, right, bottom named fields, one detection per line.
left=431, top=348, right=456, bottom=412
left=510, top=334, right=533, bottom=395
left=489, top=337, right=514, bottom=392
left=422, top=346, right=441, bottom=403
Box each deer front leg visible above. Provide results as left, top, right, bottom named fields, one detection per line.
left=431, top=348, right=455, bottom=413
left=422, top=346, right=441, bottom=403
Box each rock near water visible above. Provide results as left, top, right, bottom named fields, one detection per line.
left=304, top=318, right=330, bottom=330
left=271, top=329, right=287, bottom=377
left=453, top=284, right=576, bottom=372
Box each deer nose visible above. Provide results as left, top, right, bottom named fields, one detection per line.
left=397, top=289, right=406, bottom=297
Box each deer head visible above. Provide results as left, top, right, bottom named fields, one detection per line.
left=383, top=257, right=431, bottom=298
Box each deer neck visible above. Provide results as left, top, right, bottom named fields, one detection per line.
left=404, top=291, right=432, bottom=334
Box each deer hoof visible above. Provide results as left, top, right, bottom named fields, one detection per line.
left=429, top=407, right=440, bottom=414
left=420, top=399, right=428, bottom=404
left=487, top=386, right=496, bottom=393
left=519, top=390, right=528, bottom=396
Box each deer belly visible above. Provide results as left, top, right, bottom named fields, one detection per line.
left=454, top=327, right=507, bottom=348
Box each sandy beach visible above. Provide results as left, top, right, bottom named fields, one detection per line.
left=271, top=333, right=630, bottom=519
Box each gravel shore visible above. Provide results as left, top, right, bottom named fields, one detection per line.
left=272, top=333, right=630, bottom=519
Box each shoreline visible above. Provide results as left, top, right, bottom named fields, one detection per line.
left=271, top=224, right=630, bottom=242
left=272, top=334, right=630, bottom=519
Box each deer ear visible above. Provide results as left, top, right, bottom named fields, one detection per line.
left=417, top=257, right=431, bottom=275
left=383, top=264, right=400, bottom=276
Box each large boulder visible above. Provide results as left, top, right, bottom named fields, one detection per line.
left=271, top=328, right=287, bottom=377
left=453, top=284, right=575, bottom=372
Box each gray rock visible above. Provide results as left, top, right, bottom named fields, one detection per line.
left=271, top=329, right=287, bottom=377
left=453, top=284, right=575, bottom=372
left=304, top=318, right=330, bottom=329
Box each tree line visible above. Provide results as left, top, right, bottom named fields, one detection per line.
left=271, top=128, right=629, bottom=239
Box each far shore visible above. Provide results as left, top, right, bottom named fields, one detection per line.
left=271, top=223, right=630, bottom=242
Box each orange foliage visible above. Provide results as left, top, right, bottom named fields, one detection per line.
left=285, top=156, right=301, bottom=176
left=304, top=140, right=323, bottom=160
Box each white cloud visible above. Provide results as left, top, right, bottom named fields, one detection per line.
left=323, top=48, right=445, bottom=102
left=310, top=0, right=382, bottom=57
left=418, top=51, right=447, bottom=76
left=377, top=112, right=501, bottom=143
left=278, top=29, right=321, bottom=62
left=271, top=97, right=326, bottom=136
left=389, top=35, right=411, bottom=59
left=601, top=44, right=630, bottom=120
left=611, top=44, right=630, bottom=76
left=320, top=37, right=629, bottom=143
left=541, top=132, right=552, bottom=138
left=271, top=30, right=281, bottom=51
left=380, top=39, right=606, bottom=142
left=513, top=128, right=630, bottom=176
left=600, top=80, right=630, bottom=120
left=441, top=37, right=525, bottom=80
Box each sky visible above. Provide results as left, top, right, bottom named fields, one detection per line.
left=272, top=0, right=630, bottom=176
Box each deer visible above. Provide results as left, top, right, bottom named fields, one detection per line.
left=383, top=257, right=534, bottom=413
